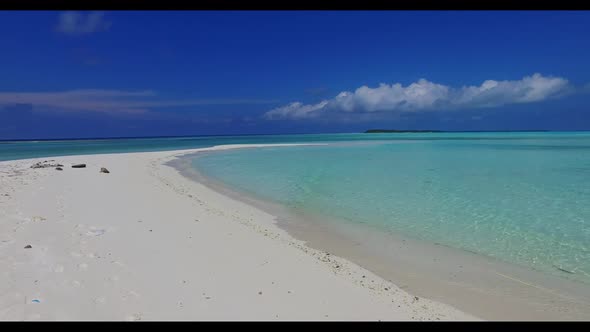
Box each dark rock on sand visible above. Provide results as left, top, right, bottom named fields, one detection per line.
left=24, top=245, right=32, bottom=249
left=55, top=167, right=63, bottom=171
left=71, top=164, right=86, bottom=168
left=100, top=167, right=110, bottom=174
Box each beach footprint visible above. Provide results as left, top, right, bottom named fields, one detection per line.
left=70, top=251, right=83, bottom=258
left=0, top=239, right=15, bottom=248
left=25, top=313, right=42, bottom=321
left=121, top=290, right=140, bottom=301
left=106, top=275, right=119, bottom=283
left=93, top=297, right=106, bottom=305
left=30, top=216, right=47, bottom=223
left=86, top=227, right=107, bottom=237
left=125, top=312, right=143, bottom=321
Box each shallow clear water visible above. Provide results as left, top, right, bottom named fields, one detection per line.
left=192, top=133, right=590, bottom=284
left=3, top=131, right=590, bottom=284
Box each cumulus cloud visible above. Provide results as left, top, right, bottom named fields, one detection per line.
left=264, top=73, right=572, bottom=120
left=0, top=89, right=277, bottom=114
left=56, top=11, right=112, bottom=36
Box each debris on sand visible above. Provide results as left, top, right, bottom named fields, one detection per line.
left=55, top=167, right=63, bottom=171
left=86, top=229, right=106, bottom=237
left=100, top=167, right=110, bottom=174
left=554, top=265, right=575, bottom=274
left=24, top=245, right=32, bottom=249
left=71, top=164, right=86, bottom=168
left=31, top=160, right=64, bottom=169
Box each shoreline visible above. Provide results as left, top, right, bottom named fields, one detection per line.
left=0, top=145, right=477, bottom=321
left=172, top=145, right=590, bottom=321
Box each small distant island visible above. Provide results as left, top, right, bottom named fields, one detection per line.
left=364, top=129, right=443, bottom=133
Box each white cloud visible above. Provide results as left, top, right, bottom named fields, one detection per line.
left=264, top=73, right=571, bottom=120
left=0, top=89, right=277, bottom=114
left=264, top=101, right=329, bottom=120
left=56, top=11, right=112, bottom=36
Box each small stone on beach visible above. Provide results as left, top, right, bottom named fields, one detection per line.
left=100, top=167, right=110, bottom=174
left=72, top=164, right=86, bottom=168
left=55, top=167, right=63, bottom=171
left=24, top=245, right=32, bottom=249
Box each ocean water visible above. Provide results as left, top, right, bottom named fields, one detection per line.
left=0, top=133, right=425, bottom=161
left=191, top=132, right=590, bottom=284
left=3, top=131, right=590, bottom=285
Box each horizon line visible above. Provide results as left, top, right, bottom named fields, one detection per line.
left=2, top=129, right=590, bottom=143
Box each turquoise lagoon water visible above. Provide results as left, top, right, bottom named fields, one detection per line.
left=2, top=132, right=590, bottom=284
left=191, top=132, right=590, bottom=284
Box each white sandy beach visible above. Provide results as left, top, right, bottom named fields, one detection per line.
left=0, top=144, right=477, bottom=321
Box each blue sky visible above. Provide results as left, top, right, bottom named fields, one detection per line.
left=1, top=11, right=589, bottom=139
